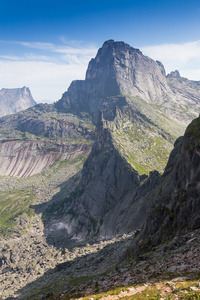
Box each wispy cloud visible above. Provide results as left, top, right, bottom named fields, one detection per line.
left=55, top=46, right=97, bottom=55
left=19, top=41, right=55, bottom=51
left=0, top=39, right=98, bottom=65
left=141, top=40, right=200, bottom=80
left=24, top=54, right=52, bottom=61
left=0, top=60, right=88, bottom=102
left=0, top=55, right=21, bottom=61
left=142, top=40, right=200, bottom=62
left=2, top=38, right=199, bottom=104
left=0, top=39, right=99, bottom=102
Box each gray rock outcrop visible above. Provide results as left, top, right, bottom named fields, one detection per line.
left=56, top=40, right=200, bottom=125
left=133, top=115, right=200, bottom=252
left=167, top=70, right=200, bottom=117
left=0, top=104, right=94, bottom=177
left=0, top=86, right=36, bottom=117
left=44, top=112, right=160, bottom=242
left=0, top=139, right=90, bottom=178
left=56, top=40, right=175, bottom=121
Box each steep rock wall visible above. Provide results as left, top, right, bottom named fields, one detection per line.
left=56, top=40, right=175, bottom=121
left=134, top=116, right=200, bottom=252
left=44, top=112, right=160, bottom=241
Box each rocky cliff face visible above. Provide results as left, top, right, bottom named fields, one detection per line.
left=86, top=40, right=173, bottom=103
left=44, top=112, right=160, bottom=242
left=167, top=70, right=200, bottom=120
left=0, top=86, right=36, bottom=117
left=54, top=40, right=194, bottom=175
left=56, top=40, right=200, bottom=125
left=0, top=103, right=94, bottom=139
left=56, top=40, right=175, bottom=121
left=134, top=115, right=200, bottom=251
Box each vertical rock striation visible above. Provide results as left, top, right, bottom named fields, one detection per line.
left=0, top=87, right=36, bottom=117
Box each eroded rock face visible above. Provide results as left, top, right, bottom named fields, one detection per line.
left=0, top=104, right=94, bottom=177
left=0, top=103, right=93, bottom=139
left=55, top=40, right=200, bottom=127
left=0, top=87, right=36, bottom=117
left=167, top=70, right=200, bottom=115
left=0, top=41, right=198, bottom=179
left=135, top=116, right=200, bottom=250
left=44, top=112, right=160, bottom=241
left=0, top=140, right=90, bottom=178
left=56, top=40, right=175, bottom=121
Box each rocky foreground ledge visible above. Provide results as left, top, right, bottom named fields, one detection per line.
left=1, top=227, right=200, bottom=299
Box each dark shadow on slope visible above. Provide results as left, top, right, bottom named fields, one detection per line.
left=9, top=235, right=134, bottom=300
left=30, top=171, right=86, bottom=250
left=31, top=171, right=81, bottom=214
left=29, top=109, right=161, bottom=251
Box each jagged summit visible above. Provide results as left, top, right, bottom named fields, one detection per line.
left=166, top=69, right=200, bottom=110
left=56, top=39, right=200, bottom=127
left=86, top=40, right=171, bottom=102
left=55, top=40, right=200, bottom=126
left=55, top=40, right=175, bottom=121
left=0, top=86, right=36, bottom=117
left=86, top=39, right=143, bottom=81
left=167, top=70, right=181, bottom=78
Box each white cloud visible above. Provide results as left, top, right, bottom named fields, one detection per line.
left=0, top=60, right=88, bottom=102
left=15, top=40, right=98, bottom=63
left=24, top=54, right=52, bottom=61
left=55, top=46, right=97, bottom=56
left=0, top=55, right=21, bottom=61
left=142, top=40, right=200, bottom=62
left=19, top=41, right=55, bottom=51
left=141, top=40, right=200, bottom=80
left=0, top=40, right=98, bottom=102
left=3, top=38, right=199, bottom=104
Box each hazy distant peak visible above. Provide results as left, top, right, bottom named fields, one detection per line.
left=0, top=86, right=36, bottom=117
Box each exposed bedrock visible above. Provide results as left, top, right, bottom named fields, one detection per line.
left=0, top=86, right=36, bottom=117
left=0, top=140, right=90, bottom=178
left=44, top=112, right=160, bottom=242
left=133, top=116, right=200, bottom=253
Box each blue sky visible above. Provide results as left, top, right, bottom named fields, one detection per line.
left=0, top=0, right=200, bottom=102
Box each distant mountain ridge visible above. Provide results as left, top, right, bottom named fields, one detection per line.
left=167, top=69, right=200, bottom=107
left=0, top=86, right=36, bottom=117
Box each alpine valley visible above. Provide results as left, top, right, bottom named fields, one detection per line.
left=0, top=40, right=200, bottom=299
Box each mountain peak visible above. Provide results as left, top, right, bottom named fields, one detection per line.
left=94, top=39, right=142, bottom=64
left=102, top=39, right=115, bottom=45
left=167, top=70, right=181, bottom=78
left=0, top=87, right=36, bottom=117
left=56, top=40, right=185, bottom=123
